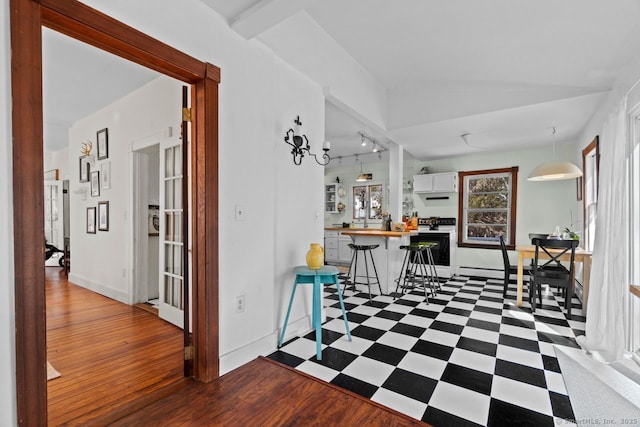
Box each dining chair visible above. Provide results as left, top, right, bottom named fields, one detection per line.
left=528, top=233, right=548, bottom=243
left=529, top=238, right=579, bottom=319
left=500, top=235, right=531, bottom=298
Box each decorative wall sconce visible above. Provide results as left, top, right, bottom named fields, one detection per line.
left=284, top=116, right=331, bottom=166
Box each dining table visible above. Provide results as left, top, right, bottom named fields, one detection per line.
left=515, top=244, right=592, bottom=316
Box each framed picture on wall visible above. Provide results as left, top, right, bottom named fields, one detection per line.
left=90, top=171, right=100, bottom=197
left=101, top=162, right=111, bottom=189
left=79, top=156, right=91, bottom=183
left=86, top=207, right=96, bottom=234
left=98, top=201, right=109, bottom=231
left=97, top=128, right=109, bottom=160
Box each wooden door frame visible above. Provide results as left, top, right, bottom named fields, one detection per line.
left=10, top=0, right=220, bottom=424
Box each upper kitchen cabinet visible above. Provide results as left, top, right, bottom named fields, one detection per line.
left=413, top=172, right=458, bottom=193
left=325, top=184, right=346, bottom=213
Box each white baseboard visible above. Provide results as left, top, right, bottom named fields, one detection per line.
left=219, top=313, right=314, bottom=375
left=68, top=273, right=129, bottom=304
left=457, top=267, right=504, bottom=280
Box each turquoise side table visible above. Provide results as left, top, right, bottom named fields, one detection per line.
left=279, top=265, right=352, bottom=360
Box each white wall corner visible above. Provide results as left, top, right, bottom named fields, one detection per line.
left=68, top=273, right=129, bottom=304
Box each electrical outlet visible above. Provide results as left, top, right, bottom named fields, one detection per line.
left=235, top=295, right=245, bottom=313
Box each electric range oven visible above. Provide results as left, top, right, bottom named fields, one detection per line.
left=410, top=217, right=457, bottom=278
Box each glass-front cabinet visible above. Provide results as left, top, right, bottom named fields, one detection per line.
left=325, top=184, right=337, bottom=213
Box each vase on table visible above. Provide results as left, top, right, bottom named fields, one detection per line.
left=306, top=243, right=324, bottom=269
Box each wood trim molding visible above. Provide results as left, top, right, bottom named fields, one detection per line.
left=192, top=68, right=220, bottom=381
left=582, top=135, right=600, bottom=240
left=10, top=0, right=48, bottom=424
left=10, top=0, right=220, bottom=423
left=39, top=0, right=219, bottom=83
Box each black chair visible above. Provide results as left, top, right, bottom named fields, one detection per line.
left=500, top=235, right=531, bottom=298
left=528, top=233, right=548, bottom=243
left=529, top=238, right=579, bottom=319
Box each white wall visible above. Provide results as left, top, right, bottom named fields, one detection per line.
left=44, top=146, right=70, bottom=180
left=0, top=0, right=17, bottom=423
left=419, top=143, right=579, bottom=270
left=68, top=76, right=182, bottom=303
left=71, top=0, right=325, bottom=372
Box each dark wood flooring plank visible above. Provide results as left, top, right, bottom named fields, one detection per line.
left=113, top=357, right=429, bottom=426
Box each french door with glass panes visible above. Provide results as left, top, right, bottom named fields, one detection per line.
left=44, top=180, right=63, bottom=250
left=159, top=138, right=187, bottom=328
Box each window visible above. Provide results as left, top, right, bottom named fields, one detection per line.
left=458, top=167, right=519, bottom=248
left=353, top=183, right=384, bottom=220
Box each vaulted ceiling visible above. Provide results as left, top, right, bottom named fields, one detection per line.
left=201, top=0, right=640, bottom=161
left=43, top=1, right=640, bottom=164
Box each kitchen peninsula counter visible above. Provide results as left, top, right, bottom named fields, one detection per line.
left=340, top=230, right=414, bottom=238
left=337, top=229, right=413, bottom=295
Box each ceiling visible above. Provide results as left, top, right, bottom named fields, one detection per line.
left=43, top=1, right=640, bottom=165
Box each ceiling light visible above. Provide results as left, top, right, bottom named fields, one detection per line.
left=527, top=161, right=583, bottom=181
left=360, top=133, right=366, bottom=147
left=356, top=162, right=372, bottom=181
left=528, top=127, right=582, bottom=181
left=372, top=143, right=379, bottom=153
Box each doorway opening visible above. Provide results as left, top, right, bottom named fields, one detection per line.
left=11, top=1, right=220, bottom=424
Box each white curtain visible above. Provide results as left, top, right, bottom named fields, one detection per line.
left=576, top=97, right=629, bottom=363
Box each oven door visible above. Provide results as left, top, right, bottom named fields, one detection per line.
left=411, top=233, right=450, bottom=266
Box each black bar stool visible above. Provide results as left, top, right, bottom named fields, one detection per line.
left=394, top=242, right=438, bottom=302
left=343, top=243, right=383, bottom=301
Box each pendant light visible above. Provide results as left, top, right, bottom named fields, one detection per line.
left=527, top=127, right=583, bottom=181
left=356, top=161, right=372, bottom=182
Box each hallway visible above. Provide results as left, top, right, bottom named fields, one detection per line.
left=45, top=268, right=184, bottom=425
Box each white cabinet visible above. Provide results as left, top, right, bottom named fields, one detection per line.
left=324, top=230, right=339, bottom=262
left=325, top=184, right=338, bottom=212
left=324, top=230, right=352, bottom=264
left=413, top=172, right=458, bottom=193
left=338, top=236, right=353, bottom=263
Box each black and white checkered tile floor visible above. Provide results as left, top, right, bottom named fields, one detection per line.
left=268, top=275, right=585, bottom=426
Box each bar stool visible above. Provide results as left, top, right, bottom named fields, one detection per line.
left=394, top=242, right=438, bottom=302
left=343, top=243, right=383, bottom=301
left=279, top=265, right=351, bottom=360
left=422, top=242, right=441, bottom=292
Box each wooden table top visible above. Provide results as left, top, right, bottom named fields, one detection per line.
left=516, top=244, right=592, bottom=255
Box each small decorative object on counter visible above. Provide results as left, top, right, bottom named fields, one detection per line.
left=306, top=243, right=324, bottom=269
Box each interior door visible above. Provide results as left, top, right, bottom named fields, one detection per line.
left=158, top=136, right=184, bottom=327
left=44, top=180, right=64, bottom=250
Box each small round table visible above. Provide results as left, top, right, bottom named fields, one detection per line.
left=279, top=265, right=352, bottom=360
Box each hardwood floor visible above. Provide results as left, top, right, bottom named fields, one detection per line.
left=113, top=357, right=428, bottom=426
left=45, top=268, right=426, bottom=426
left=46, top=267, right=184, bottom=426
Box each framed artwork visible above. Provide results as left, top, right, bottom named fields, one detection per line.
left=98, top=201, right=109, bottom=231
left=90, top=170, right=100, bottom=197
left=79, top=156, right=91, bottom=182
left=100, top=162, right=111, bottom=189
left=97, top=128, right=109, bottom=160
left=86, top=207, right=96, bottom=234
